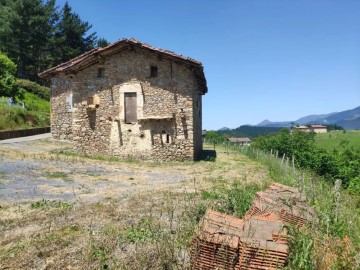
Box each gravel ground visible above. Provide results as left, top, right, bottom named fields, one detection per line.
left=0, top=138, right=187, bottom=205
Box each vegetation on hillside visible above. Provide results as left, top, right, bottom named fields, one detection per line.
left=218, top=125, right=283, bottom=138
left=316, top=130, right=360, bottom=151
left=0, top=97, right=49, bottom=130
left=204, top=125, right=283, bottom=143
left=251, top=129, right=360, bottom=194
left=17, top=79, right=50, bottom=100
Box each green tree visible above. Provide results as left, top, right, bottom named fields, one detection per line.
left=0, top=0, right=57, bottom=80
left=97, top=38, right=110, bottom=48
left=204, top=131, right=228, bottom=142
left=0, top=51, right=19, bottom=98
left=54, top=1, right=97, bottom=64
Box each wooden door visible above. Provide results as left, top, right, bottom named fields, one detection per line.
left=125, top=93, right=137, bottom=123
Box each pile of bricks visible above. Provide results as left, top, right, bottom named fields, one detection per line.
left=245, top=183, right=316, bottom=226
left=190, top=183, right=315, bottom=270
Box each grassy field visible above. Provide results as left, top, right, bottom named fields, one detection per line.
left=0, top=140, right=359, bottom=269
left=315, top=130, right=360, bottom=150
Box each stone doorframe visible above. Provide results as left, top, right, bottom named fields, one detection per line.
left=118, top=81, right=144, bottom=121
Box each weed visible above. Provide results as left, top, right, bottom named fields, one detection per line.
left=31, top=199, right=72, bottom=209
left=31, top=199, right=49, bottom=208
left=46, top=171, right=73, bottom=182
left=285, top=226, right=314, bottom=270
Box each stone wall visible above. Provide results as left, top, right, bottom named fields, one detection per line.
left=50, top=47, right=205, bottom=161
left=50, top=74, right=74, bottom=140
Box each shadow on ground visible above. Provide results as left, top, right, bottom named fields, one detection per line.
left=198, top=150, right=217, bottom=161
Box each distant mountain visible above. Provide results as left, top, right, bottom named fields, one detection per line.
left=334, top=117, right=360, bottom=130
left=218, top=127, right=231, bottom=131
left=218, top=125, right=283, bottom=138
left=323, top=106, right=360, bottom=123
left=256, top=120, right=293, bottom=128
left=295, top=112, right=337, bottom=125
left=257, top=106, right=360, bottom=130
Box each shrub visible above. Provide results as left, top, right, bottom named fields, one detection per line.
left=251, top=130, right=360, bottom=193
left=0, top=51, right=19, bottom=98
left=16, top=79, right=50, bottom=100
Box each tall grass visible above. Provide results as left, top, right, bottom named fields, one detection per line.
left=222, top=142, right=360, bottom=269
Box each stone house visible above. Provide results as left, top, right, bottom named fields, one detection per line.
left=39, top=38, right=207, bottom=161
left=292, top=124, right=327, bottom=133
left=310, top=124, right=327, bottom=133
left=228, top=137, right=252, bottom=146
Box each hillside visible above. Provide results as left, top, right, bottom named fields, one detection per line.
left=0, top=91, right=50, bottom=131
left=257, top=106, right=360, bottom=130
left=218, top=125, right=283, bottom=138
left=315, top=130, right=360, bottom=151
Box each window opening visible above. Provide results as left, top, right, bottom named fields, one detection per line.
left=150, top=66, right=158, bottom=77
left=97, top=68, right=105, bottom=78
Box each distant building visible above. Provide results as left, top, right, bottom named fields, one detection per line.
left=228, top=137, right=252, bottom=146
left=293, top=125, right=311, bottom=132
left=292, top=125, right=327, bottom=133
left=310, top=124, right=327, bottom=133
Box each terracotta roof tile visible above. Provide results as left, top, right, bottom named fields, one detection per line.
left=190, top=183, right=316, bottom=270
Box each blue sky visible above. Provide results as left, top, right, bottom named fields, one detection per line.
left=57, top=0, right=360, bottom=130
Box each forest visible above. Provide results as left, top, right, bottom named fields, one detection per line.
left=0, top=0, right=108, bottom=87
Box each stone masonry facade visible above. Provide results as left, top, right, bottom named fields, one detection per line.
left=40, top=39, right=207, bottom=161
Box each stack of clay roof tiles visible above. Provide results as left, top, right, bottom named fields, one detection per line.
left=190, top=183, right=315, bottom=270
left=244, top=183, right=316, bottom=227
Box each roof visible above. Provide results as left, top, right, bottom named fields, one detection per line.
left=293, top=125, right=309, bottom=129
left=228, top=137, right=251, bottom=143
left=38, top=38, right=207, bottom=93
left=310, top=124, right=327, bottom=128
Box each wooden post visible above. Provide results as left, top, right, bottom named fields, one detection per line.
left=334, top=179, right=342, bottom=223
left=292, top=156, right=296, bottom=176
left=301, top=173, right=305, bottom=195
left=281, top=153, right=285, bottom=164
left=311, top=177, right=316, bottom=203
left=286, top=157, right=289, bottom=174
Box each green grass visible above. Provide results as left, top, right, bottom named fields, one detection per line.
left=0, top=95, right=50, bottom=130
left=315, top=130, right=360, bottom=151
left=17, top=91, right=50, bottom=112
left=46, top=171, right=73, bottom=182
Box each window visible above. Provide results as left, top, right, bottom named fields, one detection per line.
left=97, top=68, right=105, bottom=78
left=124, top=93, right=137, bottom=123
left=150, top=66, right=158, bottom=77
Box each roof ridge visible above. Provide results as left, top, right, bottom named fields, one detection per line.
left=39, top=38, right=203, bottom=78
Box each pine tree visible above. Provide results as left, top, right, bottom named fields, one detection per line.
left=97, top=38, right=110, bottom=48
left=0, top=0, right=57, bottom=80
left=54, top=1, right=97, bottom=63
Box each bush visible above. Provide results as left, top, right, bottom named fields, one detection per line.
left=17, top=91, right=50, bottom=112
left=16, top=79, right=50, bottom=100
left=0, top=51, right=19, bottom=98
left=251, top=130, right=360, bottom=193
